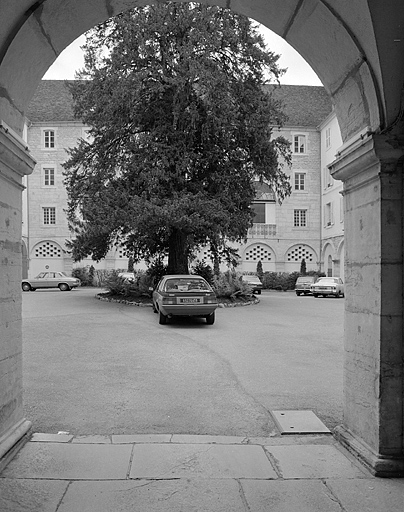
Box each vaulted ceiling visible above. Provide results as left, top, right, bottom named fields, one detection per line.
left=0, top=1, right=403, bottom=142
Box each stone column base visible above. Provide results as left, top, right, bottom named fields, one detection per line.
left=335, top=425, right=404, bottom=477
left=0, top=419, right=32, bottom=472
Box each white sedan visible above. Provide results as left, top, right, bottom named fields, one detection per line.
left=22, top=272, right=81, bottom=291
left=311, top=277, right=344, bottom=298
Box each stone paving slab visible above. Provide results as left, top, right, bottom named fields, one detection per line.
left=129, top=443, right=278, bottom=479
left=1, top=442, right=133, bottom=480
left=30, top=433, right=73, bottom=443
left=240, top=479, right=343, bottom=512
left=57, top=479, right=247, bottom=512
left=170, top=434, right=248, bottom=444
left=112, top=434, right=172, bottom=444
left=326, top=478, right=404, bottom=512
left=72, top=435, right=111, bottom=444
left=0, top=478, right=69, bottom=512
left=266, top=444, right=370, bottom=479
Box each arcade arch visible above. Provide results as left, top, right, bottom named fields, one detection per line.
left=0, top=1, right=403, bottom=476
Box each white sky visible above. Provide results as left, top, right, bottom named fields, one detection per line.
left=43, top=25, right=322, bottom=86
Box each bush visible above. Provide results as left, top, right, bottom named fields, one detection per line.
left=103, top=269, right=154, bottom=298
left=256, top=260, right=264, bottom=280
left=212, top=270, right=252, bottom=299
left=146, top=259, right=167, bottom=287
left=262, top=270, right=326, bottom=291
left=72, top=266, right=96, bottom=286
left=93, top=269, right=112, bottom=287
left=191, top=260, right=214, bottom=285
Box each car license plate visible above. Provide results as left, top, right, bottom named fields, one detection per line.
left=178, top=297, right=202, bottom=304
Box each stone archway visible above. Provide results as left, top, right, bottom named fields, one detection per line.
left=1, top=1, right=403, bottom=475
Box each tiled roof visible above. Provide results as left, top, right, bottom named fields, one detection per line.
left=266, top=84, right=333, bottom=127
left=26, top=80, right=76, bottom=122
left=27, top=80, right=332, bottom=127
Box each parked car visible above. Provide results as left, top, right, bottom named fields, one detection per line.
left=241, top=275, right=263, bottom=294
left=22, top=271, right=81, bottom=291
left=152, top=275, right=218, bottom=325
left=311, top=277, right=344, bottom=298
left=295, top=275, right=317, bottom=296
left=118, top=272, right=135, bottom=283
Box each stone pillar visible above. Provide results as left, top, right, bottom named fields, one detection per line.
left=330, top=132, right=404, bottom=477
left=0, top=124, right=35, bottom=469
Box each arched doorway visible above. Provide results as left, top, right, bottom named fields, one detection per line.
left=0, top=1, right=403, bottom=476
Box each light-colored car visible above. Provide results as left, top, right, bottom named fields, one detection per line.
left=22, top=272, right=81, bottom=292
left=241, top=275, right=263, bottom=294
left=118, top=272, right=135, bottom=283
left=295, top=276, right=317, bottom=296
left=152, top=275, right=218, bottom=325
left=311, top=277, right=344, bottom=298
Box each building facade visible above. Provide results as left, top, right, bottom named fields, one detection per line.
left=319, top=111, right=344, bottom=279
left=24, top=81, right=340, bottom=277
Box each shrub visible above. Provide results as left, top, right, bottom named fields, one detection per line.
left=256, top=260, right=264, bottom=280
left=72, top=266, right=95, bottom=286
left=93, top=269, right=111, bottom=287
left=212, top=270, right=252, bottom=299
left=191, top=260, right=214, bottom=285
left=103, top=269, right=154, bottom=298
left=262, top=270, right=326, bottom=291
left=262, top=271, right=299, bottom=291
left=146, top=259, right=167, bottom=287
left=102, top=270, right=126, bottom=295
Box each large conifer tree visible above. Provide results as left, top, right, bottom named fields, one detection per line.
left=63, top=3, right=291, bottom=273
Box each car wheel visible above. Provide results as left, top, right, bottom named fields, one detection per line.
left=22, top=283, right=31, bottom=291
left=58, top=283, right=70, bottom=291
left=206, top=312, right=215, bottom=325
left=313, top=294, right=318, bottom=298
left=159, top=310, right=167, bottom=325
left=338, top=291, right=343, bottom=298
left=256, top=290, right=261, bottom=295
left=296, top=292, right=301, bottom=296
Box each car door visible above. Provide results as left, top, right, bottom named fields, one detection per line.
left=34, top=272, right=51, bottom=288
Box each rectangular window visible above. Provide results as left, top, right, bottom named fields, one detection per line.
left=293, top=135, right=306, bottom=154
left=43, top=167, right=55, bottom=186
left=325, top=127, right=331, bottom=149
left=323, top=166, right=333, bottom=188
left=340, top=196, right=344, bottom=223
left=44, top=130, right=55, bottom=148
left=251, top=203, right=265, bottom=223
left=324, top=202, right=334, bottom=226
left=43, top=207, right=56, bottom=225
left=294, top=209, right=307, bottom=227
left=294, top=172, right=305, bottom=191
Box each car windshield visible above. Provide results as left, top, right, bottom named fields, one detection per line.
left=164, top=278, right=211, bottom=292
left=297, top=277, right=314, bottom=283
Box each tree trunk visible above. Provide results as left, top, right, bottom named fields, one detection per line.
left=167, top=229, right=189, bottom=274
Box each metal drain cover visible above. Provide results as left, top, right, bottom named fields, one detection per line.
left=271, top=410, right=331, bottom=434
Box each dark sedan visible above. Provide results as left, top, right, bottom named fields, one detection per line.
left=152, top=275, right=218, bottom=325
